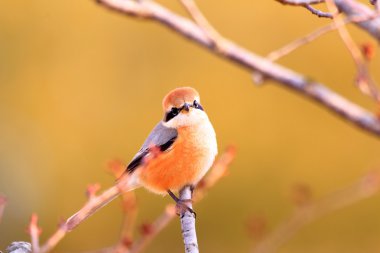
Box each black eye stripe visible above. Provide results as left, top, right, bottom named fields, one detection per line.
left=163, top=101, right=204, bottom=122
left=164, top=107, right=179, bottom=122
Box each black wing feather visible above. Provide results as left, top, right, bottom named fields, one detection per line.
left=126, top=136, right=177, bottom=173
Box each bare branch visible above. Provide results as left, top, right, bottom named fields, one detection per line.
left=0, top=195, right=6, bottom=224
left=107, top=160, right=139, bottom=252
left=334, top=0, right=380, bottom=41
left=178, top=186, right=198, bottom=253
left=252, top=171, right=380, bottom=253
left=326, top=0, right=379, bottom=101
left=267, top=23, right=337, bottom=61
left=304, top=5, right=333, bottom=18
left=194, top=145, right=236, bottom=201
left=96, top=0, right=380, bottom=137
left=280, top=0, right=380, bottom=41
left=95, top=0, right=153, bottom=18
left=46, top=148, right=166, bottom=253
left=276, top=0, right=325, bottom=5
left=267, top=14, right=379, bottom=62
left=37, top=175, right=129, bottom=253
left=27, top=214, right=42, bottom=253
left=6, top=242, right=32, bottom=253
left=179, top=0, right=224, bottom=50
left=129, top=205, right=176, bottom=253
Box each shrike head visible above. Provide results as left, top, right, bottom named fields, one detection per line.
left=162, top=87, right=209, bottom=128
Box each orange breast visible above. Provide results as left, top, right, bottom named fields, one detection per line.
left=138, top=125, right=213, bottom=194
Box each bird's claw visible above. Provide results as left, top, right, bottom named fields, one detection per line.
left=175, top=199, right=196, bottom=218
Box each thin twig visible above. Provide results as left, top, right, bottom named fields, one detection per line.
left=129, top=205, right=177, bottom=253
left=28, top=214, right=41, bottom=253
left=334, top=0, right=380, bottom=41
left=252, top=171, right=380, bottom=253
left=0, top=195, right=6, bottom=225
left=267, top=13, right=380, bottom=62
left=107, top=160, right=139, bottom=253
left=193, top=145, right=236, bottom=202
left=326, top=0, right=379, bottom=101
left=179, top=0, right=224, bottom=50
left=267, top=23, right=337, bottom=62
left=276, top=0, right=325, bottom=5
left=276, top=0, right=333, bottom=18
left=304, top=4, right=333, bottom=18
left=96, top=0, right=380, bottom=137
left=36, top=174, right=132, bottom=253
left=38, top=149, right=167, bottom=253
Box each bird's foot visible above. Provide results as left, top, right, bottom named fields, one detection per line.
left=175, top=199, right=196, bottom=218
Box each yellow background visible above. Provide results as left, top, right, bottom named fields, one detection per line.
left=1, top=1, right=380, bottom=252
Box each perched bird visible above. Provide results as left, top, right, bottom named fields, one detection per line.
left=123, top=87, right=218, bottom=207
left=65, top=87, right=217, bottom=229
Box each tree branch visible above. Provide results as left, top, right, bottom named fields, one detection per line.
left=303, top=5, right=333, bottom=18
left=129, top=205, right=177, bottom=253
left=179, top=0, right=224, bottom=48
left=27, top=214, right=42, bottom=253
left=178, top=186, right=199, bottom=253
left=0, top=195, right=6, bottom=225
left=27, top=166, right=138, bottom=253
left=334, top=0, right=380, bottom=41
left=96, top=0, right=380, bottom=137
left=326, top=0, right=379, bottom=101
left=6, top=242, right=32, bottom=253
left=267, top=13, right=378, bottom=62
left=251, top=170, right=380, bottom=253
left=276, top=0, right=325, bottom=5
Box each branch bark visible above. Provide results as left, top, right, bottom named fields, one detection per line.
left=6, top=242, right=32, bottom=253
left=179, top=186, right=199, bottom=253
left=326, top=0, right=379, bottom=101
left=334, top=0, right=380, bottom=41
left=96, top=0, right=380, bottom=138
left=303, top=5, right=333, bottom=18
left=276, top=0, right=325, bottom=5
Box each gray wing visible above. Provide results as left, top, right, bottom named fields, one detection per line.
left=126, top=121, right=178, bottom=173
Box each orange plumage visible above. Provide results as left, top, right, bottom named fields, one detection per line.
left=126, top=87, right=218, bottom=196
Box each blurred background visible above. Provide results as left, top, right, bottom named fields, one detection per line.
left=1, top=0, right=380, bottom=252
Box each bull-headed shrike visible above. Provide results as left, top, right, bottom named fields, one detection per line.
left=122, top=87, right=218, bottom=212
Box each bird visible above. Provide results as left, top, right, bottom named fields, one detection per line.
left=65, top=87, right=217, bottom=229
left=122, top=87, right=218, bottom=210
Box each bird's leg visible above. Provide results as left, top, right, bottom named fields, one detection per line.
left=167, top=190, right=196, bottom=218
left=189, top=184, right=195, bottom=195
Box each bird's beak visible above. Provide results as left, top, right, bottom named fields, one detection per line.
left=181, top=103, right=190, bottom=113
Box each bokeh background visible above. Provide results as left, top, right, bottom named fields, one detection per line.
left=1, top=1, right=380, bottom=252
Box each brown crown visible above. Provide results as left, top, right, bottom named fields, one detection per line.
left=162, top=87, right=200, bottom=111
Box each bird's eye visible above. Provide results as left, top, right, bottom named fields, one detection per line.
left=171, top=107, right=179, bottom=114
left=164, top=107, right=179, bottom=122
left=193, top=100, right=204, bottom=111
